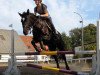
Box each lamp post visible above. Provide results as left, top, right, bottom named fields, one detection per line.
left=74, top=12, right=84, bottom=51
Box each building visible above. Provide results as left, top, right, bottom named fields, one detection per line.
left=0, top=29, right=28, bottom=62
left=1, top=29, right=75, bottom=63
left=0, top=29, right=28, bottom=53
left=20, top=36, right=34, bottom=51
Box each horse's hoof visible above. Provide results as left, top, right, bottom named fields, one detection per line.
left=66, top=67, right=70, bottom=70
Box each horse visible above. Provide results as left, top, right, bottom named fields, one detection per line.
left=19, top=9, right=70, bottom=70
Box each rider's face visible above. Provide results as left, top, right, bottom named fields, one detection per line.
left=34, top=0, right=41, bottom=6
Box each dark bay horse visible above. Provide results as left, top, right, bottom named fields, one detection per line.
left=19, top=9, right=70, bottom=70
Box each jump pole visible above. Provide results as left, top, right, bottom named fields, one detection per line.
left=27, top=64, right=78, bottom=75
left=14, top=50, right=96, bottom=55
left=4, top=25, right=20, bottom=75
left=0, top=50, right=95, bottom=55
left=96, top=20, right=100, bottom=75
left=91, top=20, right=100, bottom=75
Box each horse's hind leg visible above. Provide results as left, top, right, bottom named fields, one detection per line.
left=56, top=46, right=70, bottom=69
left=56, top=33, right=70, bottom=70
left=62, top=54, right=70, bottom=70
left=52, top=55, right=60, bottom=68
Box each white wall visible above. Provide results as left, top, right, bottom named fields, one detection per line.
left=0, top=54, right=50, bottom=62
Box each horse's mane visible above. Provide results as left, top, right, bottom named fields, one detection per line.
left=29, top=13, right=50, bottom=24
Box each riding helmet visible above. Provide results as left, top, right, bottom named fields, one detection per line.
left=34, top=0, right=42, bottom=2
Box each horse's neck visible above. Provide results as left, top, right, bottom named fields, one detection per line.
left=29, top=14, right=37, bottom=25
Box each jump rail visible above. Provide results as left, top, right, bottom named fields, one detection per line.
left=14, top=50, right=96, bottom=55
left=27, top=64, right=78, bottom=75
left=0, top=50, right=96, bottom=55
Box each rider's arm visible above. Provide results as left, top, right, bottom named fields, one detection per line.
left=40, top=4, right=49, bottom=17
left=34, top=7, right=37, bottom=16
left=40, top=11, right=49, bottom=17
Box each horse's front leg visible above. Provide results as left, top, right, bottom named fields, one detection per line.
left=40, top=41, right=46, bottom=50
left=31, top=40, right=40, bottom=52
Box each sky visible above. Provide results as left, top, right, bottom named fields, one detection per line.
left=0, top=0, right=100, bottom=36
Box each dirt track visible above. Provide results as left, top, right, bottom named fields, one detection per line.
left=0, top=66, right=73, bottom=75
left=0, top=61, right=91, bottom=75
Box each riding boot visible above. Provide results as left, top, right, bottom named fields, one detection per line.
left=50, top=23, right=56, bottom=34
left=48, top=18, right=56, bottom=33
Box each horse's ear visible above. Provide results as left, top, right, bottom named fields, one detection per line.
left=27, top=9, right=30, bottom=14
left=18, top=13, right=23, bottom=17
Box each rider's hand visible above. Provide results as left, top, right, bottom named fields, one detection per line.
left=36, top=13, right=40, bottom=16
left=36, top=13, right=41, bottom=18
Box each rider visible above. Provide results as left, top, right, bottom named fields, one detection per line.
left=33, top=0, right=56, bottom=35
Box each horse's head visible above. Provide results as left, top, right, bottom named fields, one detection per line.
left=19, top=9, right=36, bottom=35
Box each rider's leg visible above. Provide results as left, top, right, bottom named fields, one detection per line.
left=47, top=17, right=56, bottom=34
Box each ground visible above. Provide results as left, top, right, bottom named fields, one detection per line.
left=0, top=61, right=91, bottom=75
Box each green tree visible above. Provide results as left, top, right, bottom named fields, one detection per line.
left=69, top=24, right=96, bottom=50
left=84, top=24, right=96, bottom=50
left=61, top=32, right=72, bottom=50
left=69, top=24, right=96, bottom=58
left=83, top=24, right=96, bottom=57
left=69, top=28, right=82, bottom=49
